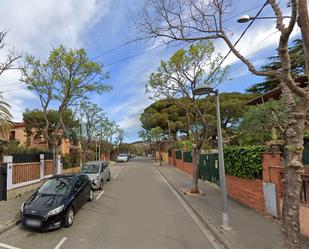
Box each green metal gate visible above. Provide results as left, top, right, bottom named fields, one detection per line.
left=198, top=153, right=219, bottom=185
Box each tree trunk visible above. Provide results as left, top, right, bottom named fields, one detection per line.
left=191, top=146, right=201, bottom=193
left=159, top=142, right=162, bottom=166
left=52, top=143, right=60, bottom=176
left=282, top=98, right=309, bottom=249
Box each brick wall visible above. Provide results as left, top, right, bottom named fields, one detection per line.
left=226, top=175, right=265, bottom=213
left=44, top=160, right=54, bottom=176
left=63, top=167, right=80, bottom=174
left=12, top=162, right=40, bottom=184
left=175, top=159, right=183, bottom=170
left=183, top=162, right=193, bottom=175
left=168, top=156, right=174, bottom=165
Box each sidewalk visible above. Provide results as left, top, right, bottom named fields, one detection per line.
left=0, top=191, right=33, bottom=234
left=157, top=165, right=309, bottom=249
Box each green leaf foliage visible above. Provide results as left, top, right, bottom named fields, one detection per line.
left=246, top=39, right=305, bottom=94
left=0, top=92, right=12, bottom=139
left=23, top=109, right=79, bottom=149
left=224, top=145, right=267, bottom=179
left=239, top=100, right=287, bottom=145
left=62, top=149, right=80, bottom=169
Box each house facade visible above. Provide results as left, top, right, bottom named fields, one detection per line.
left=7, top=122, right=71, bottom=155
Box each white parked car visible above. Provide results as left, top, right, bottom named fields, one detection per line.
left=117, top=154, right=129, bottom=162
left=81, top=161, right=111, bottom=190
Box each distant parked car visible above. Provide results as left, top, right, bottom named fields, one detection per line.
left=81, top=161, right=111, bottom=190
left=20, top=173, right=93, bottom=231
left=117, top=153, right=129, bottom=162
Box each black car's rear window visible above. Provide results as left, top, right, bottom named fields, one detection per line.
left=38, top=177, right=73, bottom=196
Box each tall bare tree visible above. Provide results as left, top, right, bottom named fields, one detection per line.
left=20, top=45, right=110, bottom=174
left=147, top=41, right=228, bottom=193
left=77, top=101, right=105, bottom=163
left=140, top=0, right=309, bottom=247
left=0, top=31, right=20, bottom=140
left=0, top=31, right=20, bottom=77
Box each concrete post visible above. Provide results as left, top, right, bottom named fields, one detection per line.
left=40, top=154, right=44, bottom=179
left=3, top=156, right=13, bottom=190
left=215, top=90, right=231, bottom=230
left=57, top=155, right=62, bottom=175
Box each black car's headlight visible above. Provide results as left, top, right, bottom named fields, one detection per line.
left=46, top=204, right=65, bottom=217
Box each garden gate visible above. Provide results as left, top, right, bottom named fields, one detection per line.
left=198, top=153, right=219, bottom=185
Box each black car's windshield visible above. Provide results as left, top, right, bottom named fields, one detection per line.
left=81, top=164, right=100, bottom=173
left=38, top=177, right=73, bottom=196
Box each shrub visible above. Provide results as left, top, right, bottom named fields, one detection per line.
left=2, top=139, right=50, bottom=156
left=224, top=145, right=267, bottom=179
left=62, top=150, right=80, bottom=169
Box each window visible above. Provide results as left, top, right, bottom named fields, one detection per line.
left=38, top=177, right=73, bottom=196
left=9, top=131, right=15, bottom=141
left=101, top=162, right=107, bottom=171
left=75, top=178, right=82, bottom=190
left=81, top=164, right=100, bottom=173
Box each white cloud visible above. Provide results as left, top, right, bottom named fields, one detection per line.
left=0, top=0, right=110, bottom=120
left=218, top=20, right=300, bottom=68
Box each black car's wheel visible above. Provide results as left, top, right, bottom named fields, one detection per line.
left=107, top=172, right=111, bottom=181
left=88, top=189, right=94, bottom=201
left=64, top=207, right=74, bottom=227
left=99, top=180, right=104, bottom=190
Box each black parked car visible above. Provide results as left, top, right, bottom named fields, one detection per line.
left=20, top=173, right=93, bottom=231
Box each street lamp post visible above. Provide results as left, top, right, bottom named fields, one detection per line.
left=95, top=139, right=98, bottom=161
left=193, top=84, right=231, bottom=230
left=237, top=14, right=291, bottom=23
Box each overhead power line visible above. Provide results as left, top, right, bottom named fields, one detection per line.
left=208, top=1, right=270, bottom=89
left=0, top=3, right=269, bottom=90
left=91, top=38, right=146, bottom=60
left=104, top=43, right=167, bottom=67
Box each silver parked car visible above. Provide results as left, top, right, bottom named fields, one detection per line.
left=81, top=161, right=111, bottom=190
left=116, top=154, right=129, bottom=162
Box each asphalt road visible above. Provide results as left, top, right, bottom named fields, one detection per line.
left=0, top=158, right=217, bottom=249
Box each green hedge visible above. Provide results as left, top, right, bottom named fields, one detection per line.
left=224, top=145, right=267, bottom=179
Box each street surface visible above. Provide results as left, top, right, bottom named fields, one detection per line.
left=0, top=158, right=217, bottom=249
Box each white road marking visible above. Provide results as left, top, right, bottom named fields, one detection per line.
left=96, top=190, right=104, bottom=200
left=156, top=168, right=225, bottom=249
left=54, top=237, right=67, bottom=249
left=113, top=166, right=125, bottom=180
left=0, top=242, right=21, bottom=249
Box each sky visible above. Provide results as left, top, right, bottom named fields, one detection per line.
left=0, top=0, right=301, bottom=143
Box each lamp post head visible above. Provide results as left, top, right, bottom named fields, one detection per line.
left=237, top=15, right=251, bottom=23
left=192, top=83, right=214, bottom=96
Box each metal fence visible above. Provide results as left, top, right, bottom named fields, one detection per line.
left=301, top=174, right=309, bottom=204
left=176, top=150, right=182, bottom=160
left=12, top=153, right=53, bottom=163
left=198, top=153, right=219, bottom=185
left=183, top=151, right=192, bottom=163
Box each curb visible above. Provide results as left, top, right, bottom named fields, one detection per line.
left=156, top=165, right=235, bottom=249
left=0, top=218, right=20, bottom=235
